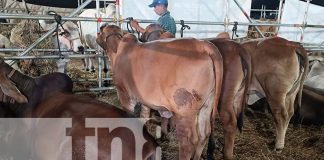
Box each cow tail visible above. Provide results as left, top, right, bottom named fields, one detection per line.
left=294, top=46, right=309, bottom=124
left=237, top=46, right=251, bottom=132
left=206, top=42, right=223, bottom=122
left=204, top=42, right=223, bottom=160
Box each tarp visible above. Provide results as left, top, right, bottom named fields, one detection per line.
left=278, top=0, right=324, bottom=43
left=17, top=0, right=115, bottom=8
left=121, top=0, right=252, bottom=39
left=301, top=0, right=324, bottom=7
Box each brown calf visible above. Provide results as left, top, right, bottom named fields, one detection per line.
left=241, top=37, right=309, bottom=151
left=0, top=56, right=73, bottom=117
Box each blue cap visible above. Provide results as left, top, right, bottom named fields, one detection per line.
left=148, top=0, right=168, bottom=7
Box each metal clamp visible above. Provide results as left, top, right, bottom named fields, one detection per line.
left=180, top=20, right=190, bottom=38
left=232, top=21, right=239, bottom=39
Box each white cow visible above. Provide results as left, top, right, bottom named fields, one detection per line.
left=0, top=34, right=20, bottom=70
left=304, top=60, right=324, bottom=90
left=38, top=20, right=85, bottom=73
left=78, top=4, right=116, bottom=72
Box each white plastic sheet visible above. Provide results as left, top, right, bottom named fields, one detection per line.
left=121, top=0, right=252, bottom=39
left=278, top=0, right=324, bottom=43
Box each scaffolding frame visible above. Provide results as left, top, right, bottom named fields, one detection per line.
left=0, top=0, right=323, bottom=92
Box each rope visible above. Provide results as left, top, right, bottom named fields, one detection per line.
left=48, top=11, right=65, bottom=59
left=126, top=17, right=140, bottom=39
left=180, top=20, right=190, bottom=38
left=126, top=17, right=135, bottom=33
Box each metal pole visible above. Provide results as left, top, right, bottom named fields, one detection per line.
left=116, top=0, right=120, bottom=27
left=73, top=86, right=115, bottom=93
left=7, top=0, right=93, bottom=66
left=0, top=48, right=96, bottom=52
left=300, top=0, right=311, bottom=42
left=96, top=0, right=102, bottom=88
left=261, top=5, right=264, bottom=19
left=4, top=13, right=323, bottom=28
left=224, top=0, right=229, bottom=32
left=233, top=0, right=265, bottom=38
left=276, top=0, right=284, bottom=34
left=0, top=13, right=115, bottom=22
left=3, top=54, right=104, bottom=60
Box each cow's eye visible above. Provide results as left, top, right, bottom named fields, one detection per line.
left=63, top=30, right=71, bottom=36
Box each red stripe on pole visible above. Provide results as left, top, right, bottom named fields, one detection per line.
left=97, top=17, right=102, bottom=22
left=243, top=11, right=248, bottom=17
left=116, top=0, right=120, bottom=5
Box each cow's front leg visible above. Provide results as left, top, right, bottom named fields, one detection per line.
left=116, top=89, right=135, bottom=113
left=140, top=105, right=151, bottom=118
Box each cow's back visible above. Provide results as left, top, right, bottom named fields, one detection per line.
left=115, top=38, right=220, bottom=113
left=242, top=37, right=303, bottom=96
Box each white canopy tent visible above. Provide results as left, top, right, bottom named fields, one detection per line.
left=120, top=0, right=252, bottom=39
left=278, top=0, right=324, bottom=44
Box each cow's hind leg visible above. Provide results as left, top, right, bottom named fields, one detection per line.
left=267, top=94, right=291, bottom=151
left=193, top=95, right=214, bottom=160
left=175, top=114, right=198, bottom=160
left=220, top=88, right=244, bottom=160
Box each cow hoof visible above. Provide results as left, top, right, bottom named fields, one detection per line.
left=275, top=148, right=283, bottom=153
left=91, top=69, right=96, bottom=73
left=85, top=68, right=90, bottom=72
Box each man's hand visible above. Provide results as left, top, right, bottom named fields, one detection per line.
left=130, top=20, right=140, bottom=29
left=129, top=20, right=145, bottom=33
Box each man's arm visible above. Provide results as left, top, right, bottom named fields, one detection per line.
left=130, top=20, right=146, bottom=33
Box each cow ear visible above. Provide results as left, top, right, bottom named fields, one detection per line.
left=0, top=72, right=28, bottom=103
left=96, top=33, right=107, bottom=50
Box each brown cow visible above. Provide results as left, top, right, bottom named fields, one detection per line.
left=140, top=23, right=175, bottom=42
left=215, top=32, right=231, bottom=39
left=208, top=37, right=251, bottom=160
left=97, top=25, right=223, bottom=160
left=0, top=91, right=159, bottom=159
left=241, top=37, right=309, bottom=151
left=0, top=56, right=73, bottom=117
left=31, top=92, right=159, bottom=160
left=142, top=29, right=250, bottom=159
left=0, top=58, right=158, bottom=159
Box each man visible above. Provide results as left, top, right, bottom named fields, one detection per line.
left=130, top=0, right=177, bottom=36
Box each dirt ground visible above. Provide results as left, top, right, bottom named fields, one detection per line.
left=1, top=23, right=324, bottom=160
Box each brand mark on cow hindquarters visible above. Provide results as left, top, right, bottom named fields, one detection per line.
left=173, top=88, right=193, bottom=107
left=192, top=89, right=202, bottom=101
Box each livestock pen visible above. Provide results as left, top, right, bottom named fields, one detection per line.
left=0, top=0, right=324, bottom=159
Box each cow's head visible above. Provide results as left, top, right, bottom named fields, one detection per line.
left=56, top=21, right=84, bottom=53
left=0, top=57, right=28, bottom=103
left=140, top=23, right=174, bottom=42
left=141, top=23, right=164, bottom=42
left=216, top=32, right=230, bottom=39
left=96, top=25, right=123, bottom=53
